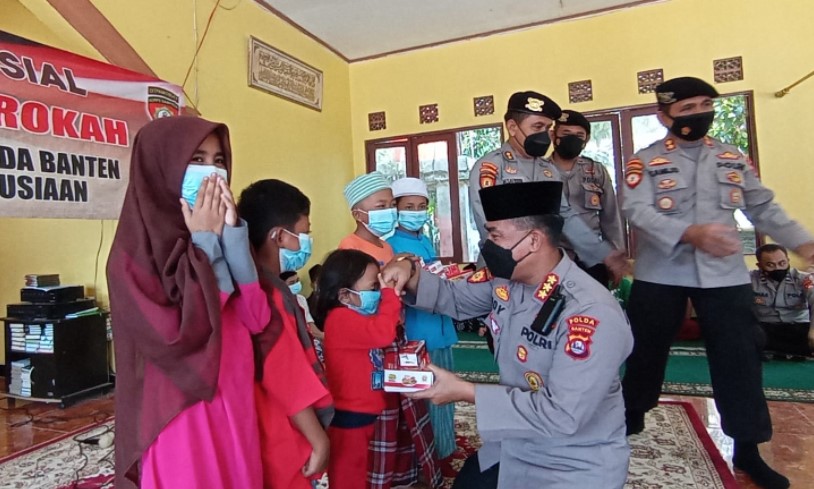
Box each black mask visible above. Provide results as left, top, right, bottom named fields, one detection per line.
left=480, top=232, right=532, bottom=279
left=554, top=134, right=585, bottom=160
left=668, top=111, right=715, bottom=141
left=517, top=129, right=551, bottom=158
left=767, top=268, right=789, bottom=282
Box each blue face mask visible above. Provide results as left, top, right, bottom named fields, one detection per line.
left=288, top=281, right=303, bottom=295
left=344, top=288, right=382, bottom=316
left=361, top=208, right=398, bottom=237
left=398, top=210, right=429, bottom=232
left=279, top=229, right=313, bottom=272
left=181, top=164, right=228, bottom=207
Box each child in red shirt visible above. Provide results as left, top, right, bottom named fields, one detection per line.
left=313, top=249, right=402, bottom=489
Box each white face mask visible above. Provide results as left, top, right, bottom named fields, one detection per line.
left=181, top=164, right=228, bottom=207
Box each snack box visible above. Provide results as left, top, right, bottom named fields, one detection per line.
left=383, top=340, right=433, bottom=392
left=383, top=369, right=434, bottom=393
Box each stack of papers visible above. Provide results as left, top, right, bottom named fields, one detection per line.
left=9, top=358, right=32, bottom=397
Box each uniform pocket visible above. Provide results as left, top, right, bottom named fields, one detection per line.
left=582, top=182, right=603, bottom=210
left=716, top=168, right=746, bottom=209
left=653, top=173, right=688, bottom=214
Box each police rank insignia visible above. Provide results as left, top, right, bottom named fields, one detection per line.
left=664, top=138, right=677, bottom=151
left=726, top=171, right=743, bottom=184
left=525, top=97, right=544, bottom=112
left=542, top=169, right=554, bottom=178
left=657, top=196, right=674, bottom=210
left=516, top=346, right=528, bottom=363
left=657, top=178, right=677, bottom=190
left=625, top=159, right=644, bottom=189
left=495, top=285, right=510, bottom=301
left=718, top=151, right=741, bottom=160
left=503, top=151, right=515, bottom=161
left=648, top=156, right=671, bottom=166
left=480, top=162, right=498, bottom=189
left=524, top=371, right=543, bottom=391
left=468, top=268, right=492, bottom=283
left=804, top=277, right=813, bottom=290
left=534, top=273, right=559, bottom=303
left=564, top=315, right=599, bottom=360
left=504, top=165, right=518, bottom=174
left=704, top=136, right=715, bottom=147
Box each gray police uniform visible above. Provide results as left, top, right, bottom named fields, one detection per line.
left=751, top=268, right=814, bottom=326
left=408, top=254, right=632, bottom=488
left=751, top=268, right=814, bottom=356
left=558, top=156, right=625, bottom=251
left=621, top=135, right=814, bottom=443
left=469, top=142, right=612, bottom=267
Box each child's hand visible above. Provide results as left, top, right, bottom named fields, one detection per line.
left=302, top=435, right=329, bottom=477
left=181, top=177, right=226, bottom=235
left=218, top=178, right=238, bottom=227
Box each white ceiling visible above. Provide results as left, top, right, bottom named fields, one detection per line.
left=258, top=0, right=663, bottom=61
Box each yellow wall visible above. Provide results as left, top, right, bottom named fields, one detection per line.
left=0, top=0, right=355, bottom=362
left=349, top=0, right=814, bottom=243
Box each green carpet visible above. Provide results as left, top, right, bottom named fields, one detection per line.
left=452, top=339, right=814, bottom=402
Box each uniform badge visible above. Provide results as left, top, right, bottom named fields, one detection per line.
left=517, top=346, right=528, bottom=363
left=480, top=175, right=496, bottom=188
left=558, top=112, right=570, bottom=123
left=656, top=91, right=676, bottom=104
left=542, top=169, right=554, bottom=178
left=525, top=97, right=544, bottom=112
left=730, top=188, right=742, bottom=205
left=503, top=151, right=515, bottom=161
left=625, top=158, right=644, bottom=189
left=704, top=136, right=715, bottom=147
left=657, top=178, right=677, bottom=190
left=524, top=371, right=543, bottom=391
left=718, top=151, right=741, bottom=160
left=726, top=171, right=743, bottom=184
left=534, top=273, right=560, bottom=303
left=664, top=138, right=676, bottom=151
left=626, top=173, right=642, bottom=189
left=583, top=166, right=596, bottom=176
left=504, top=165, right=518, bottom=174
left=589, top=193, right=601, bottom=207
left=648, top=156, right=671, bottom=166
left=804, top=277, right=813, bottom=290
left=495, top=285, right=510, bottom=301
left=657, top=196, right=674, bottom=211
left=480, top=162, right=498, bottom=189
left=468, top=268, right=492, bottom=283
left=564, top=315, right=599, bottom=360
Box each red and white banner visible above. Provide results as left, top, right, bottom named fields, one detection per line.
left=0, top=31, right=184, bottom=219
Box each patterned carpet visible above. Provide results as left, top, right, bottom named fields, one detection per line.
left=0, top=402, right=736, bottom=488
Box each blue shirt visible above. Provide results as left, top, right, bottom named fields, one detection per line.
left=387, top=228, right=458, bottom=350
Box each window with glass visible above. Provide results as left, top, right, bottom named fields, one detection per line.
left=366, top=125, right=503, bottom=263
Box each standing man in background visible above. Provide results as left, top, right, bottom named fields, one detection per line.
left=468, top=91, right=628, bottom=284
left=550, top=109, right=625, bottom=286
left=621, top=76, right=814, bottom=489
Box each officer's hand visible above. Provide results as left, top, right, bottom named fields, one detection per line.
left=603, top=250, right=631, bottom=288
left=681, top=223, right=740, bottom=257
left=381, top=258, right=414, bottom=295
left=794, top=242, right=814, bottom=265
left=406, top=364, right=475, bottom=405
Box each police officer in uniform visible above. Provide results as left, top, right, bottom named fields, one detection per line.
left=550, top=109, right=625, bottom=285
left=468, top=91, right=628, bottom=283
left=751, top=243, right=814, bottom=358
left=383, top=181, right=633, bottom=489
left=621, top=76, right=814, bottom=489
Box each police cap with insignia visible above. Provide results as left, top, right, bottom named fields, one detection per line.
left=505, top=91, right=562, bottom=121
left=556, top=109, right=591, bottom=136
left=655, top=76, right=719, bottom=106
left=479, top=181, right=562, bottom=222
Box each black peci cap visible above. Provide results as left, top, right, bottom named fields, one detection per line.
left=556, top=110, right=591, bottom=136
left=479, top=181, right=562, bottom=222
left=506, top=91, right=562, bottom=120
left=655, top=77, right=719, bottom=105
